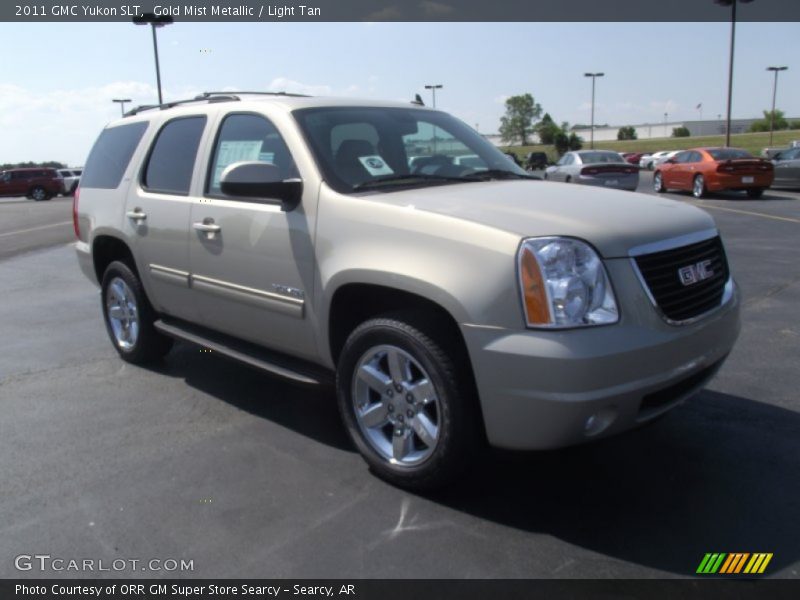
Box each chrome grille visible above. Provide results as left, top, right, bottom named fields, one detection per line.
left=634, top=236, right=729, bottom=323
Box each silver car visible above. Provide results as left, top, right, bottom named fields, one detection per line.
left=544, top=150, right=639, bottom=191
left=771, top=147, right=800, bottom=187
left=75, top=94, right=739, bottom=489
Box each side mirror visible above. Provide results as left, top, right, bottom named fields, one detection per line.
left=665, top=158, right=676, bottom=164
left=220, top=161, right=302, bottom=211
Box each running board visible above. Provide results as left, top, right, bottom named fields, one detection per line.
left=154, top=318, right=333, bottom=386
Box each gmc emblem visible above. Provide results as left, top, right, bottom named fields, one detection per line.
left=678, top=259, right=714, bottom=286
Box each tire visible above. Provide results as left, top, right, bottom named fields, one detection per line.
left=336, top=314, right=480, bottom=490
left=101, top=261, right=172, bottom=364
left=653, top=171, right=666, bottom=193
left=30, top=186, right=49, bottom=201
left=543, top=172, right=548, bottom=180
left=692, top=175, right=707, bottom=199
left=746, top=188, right=764, bottom=199
left=565, top=175, right=572, bottom=183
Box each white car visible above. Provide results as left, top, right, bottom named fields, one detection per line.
left=640, top=151, right=672, bottom=170
left=57, top=169, right=81, bottom=195
left=652, top=150, right=681, bottom=169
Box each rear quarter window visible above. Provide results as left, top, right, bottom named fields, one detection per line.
left=142, top=116, right=207, bottom=195
left=81, top=122, right=148, bottom=189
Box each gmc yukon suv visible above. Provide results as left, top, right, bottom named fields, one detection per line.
left=75, top=92, right=740, bottom=489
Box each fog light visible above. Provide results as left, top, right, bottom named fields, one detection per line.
left=583, top=407, right=618, bottom=437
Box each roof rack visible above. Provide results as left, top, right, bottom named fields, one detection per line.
left=123, top=91, right=309, bottom=117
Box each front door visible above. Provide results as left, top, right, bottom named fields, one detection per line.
left=187, top=112, right=318, bottom=360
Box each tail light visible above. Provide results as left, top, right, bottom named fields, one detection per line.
left=72, top=186, right=81, bottom=240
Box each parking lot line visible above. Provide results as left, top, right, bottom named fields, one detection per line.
left=686, top=203, right=800, bottom=224
left=0, top=221, right=72, bottom=238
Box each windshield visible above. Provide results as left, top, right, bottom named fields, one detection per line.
left=293, top=106, right=530, bottom=193
left=580, top=151, right=625, bottom=164
left=707, top=148, right=753, bottom=161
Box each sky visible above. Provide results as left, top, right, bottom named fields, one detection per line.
left=0, top=21, right=797, bottom=166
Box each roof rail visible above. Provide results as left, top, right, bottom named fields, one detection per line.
left=123, top=90, right=310, bottom=117
left=199, top=91, right=311, bottom=98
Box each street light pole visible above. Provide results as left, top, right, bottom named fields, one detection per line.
left=133, top=13, right=174, bottom=105
left=112, top=98, right=132, bottom=116
left=584, top=72, right=604, bottom=149
left=424, top=84, right=443, bottom=153
left=715, top=0, right=755, bottom=148
left=767, top=66, right=788, bottom=146
left=424, top=84, right=443, bottom=108
left=664, top=112, right=668, bottom=137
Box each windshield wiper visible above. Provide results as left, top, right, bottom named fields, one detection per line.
left=462, top=169, right=539, bottom=181
left=353, top=173, right=474, bottom=191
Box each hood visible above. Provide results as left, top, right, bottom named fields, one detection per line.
left=370, top=179, right=716, bottom=258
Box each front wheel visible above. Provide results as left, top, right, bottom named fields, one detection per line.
left=101, top=261, right=172, bottom=364
left=692, top=175, right=707, bottom=199
left=336, top=316, right=479, bottom=490
left=653, top=172, right=666, bottom=193
left=746, top=188, right=764, bottom=199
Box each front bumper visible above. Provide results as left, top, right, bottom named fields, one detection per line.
left=462, top=266, right=740, bottom=450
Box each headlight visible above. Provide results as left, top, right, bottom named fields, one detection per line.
left=517, top=237, right=618, bottom=328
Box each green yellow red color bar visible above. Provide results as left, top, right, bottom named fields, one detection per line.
left=696, top=553, right=773, bottom=574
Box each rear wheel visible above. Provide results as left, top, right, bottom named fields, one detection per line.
left=692, top=175, right=707, bottom=199
left=30, top=186, right=49, bottom=201
left=653, top=172, right=666, bottom=193
left=746, top=188, right=764, bottom=199
left=101, top=261, right=172, bottom=364
left=336, top=315, right=479, bottom=490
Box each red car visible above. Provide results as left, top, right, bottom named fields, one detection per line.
left=0, top=167, right=65, bottom=200
left=654, top=147, right=773, bottom=199
left=622, top=152, right=648, bottom=165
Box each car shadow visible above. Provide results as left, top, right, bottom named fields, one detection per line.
left=150, top=341, right=352, bottom=452
left=147, top=346, right=798, bottom=576
left=425, top=389, right=799, bottom=576
left=703, top=190, right=798, bottom=202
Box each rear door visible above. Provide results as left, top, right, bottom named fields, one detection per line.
left=187, top=111, right=319, bottom=360
left=125, top=115, right=210, bottom=321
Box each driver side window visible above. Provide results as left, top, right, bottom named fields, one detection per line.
left=207, top=113, right=298, bottom=197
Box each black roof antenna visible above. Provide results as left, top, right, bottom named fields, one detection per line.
left=412, top=94, right=425, bottom=106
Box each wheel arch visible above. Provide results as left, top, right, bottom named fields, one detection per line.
left=92, top=234, right=138, bottom=283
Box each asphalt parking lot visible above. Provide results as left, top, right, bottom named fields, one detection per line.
left=1, top=179, right=799, bottom=579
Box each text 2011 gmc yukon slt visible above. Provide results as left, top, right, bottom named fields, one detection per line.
left=75, top=92, right=740, bottom=489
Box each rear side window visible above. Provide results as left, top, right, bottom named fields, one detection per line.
left=143, top=116, right=207, bottom=195
left=82, top=122, right=148, bottom=189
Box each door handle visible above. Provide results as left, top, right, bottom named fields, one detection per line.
left=193, top=219, right=221, bottom=239
left=193, top=222, right=221, bottom=233
left=126, top=208, right=147, bottom=222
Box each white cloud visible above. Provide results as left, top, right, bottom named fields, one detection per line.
left=0, top=81, right=200, bottom=166
left=266, top=77, right=333, bottom=97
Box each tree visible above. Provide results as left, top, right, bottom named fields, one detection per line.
left=535, top=113, right=559, bottom=145
left=672, top=126, right=691, bottom=138
left=617, top=126, right=637, bottom=141
left=554, top=130, right=583, bottom=155
left=749, top=109, right=788, bottom=133
left=499, top=94, right=542, bottom=146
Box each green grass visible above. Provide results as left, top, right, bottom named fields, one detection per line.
left=504, top=129, right=800, bottom=162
